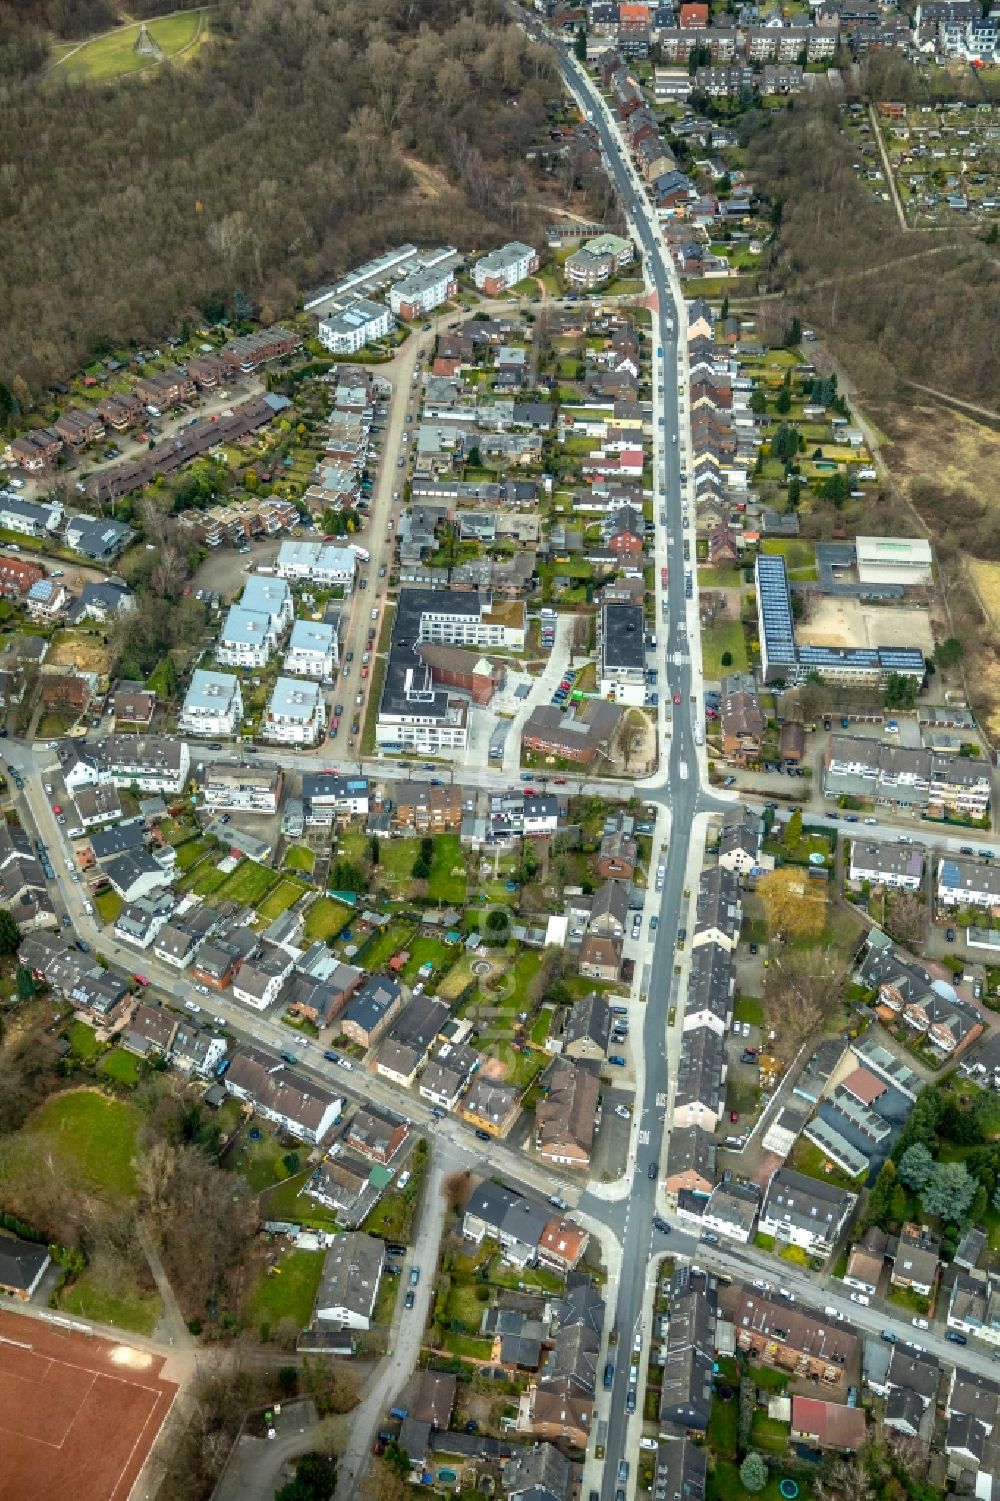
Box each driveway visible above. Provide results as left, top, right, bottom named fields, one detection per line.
left=332, top=1141, right=454, bottom=1501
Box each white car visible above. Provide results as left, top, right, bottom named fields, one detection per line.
left=185, top=1000, right=201, bottom=1013
left=614, top=1104, right=631, bottom=1120
left=83, top=901, right=93, bottom=915
left=195, top=984, right=210, bottom=994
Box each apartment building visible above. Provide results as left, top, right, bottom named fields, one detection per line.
left=937, top=856, right=1000, bottom=911
left=824, top=736, right=992, bottom=820
left=179, top=669, right=244, bottom=738
left=318, top=298, right=394, bottom=354
left=262, top=677, right=327, bottom=746
left=275, top=540, right=357, bottom=588
left=284, top=619, right=338, bottom=682
left=389, top=265, right=458, bottom=320
left=598, top=601, right=646, bottom=704
left=473, top=242, right=539, bottom=294
left=203, top=762, right=282, bottom=814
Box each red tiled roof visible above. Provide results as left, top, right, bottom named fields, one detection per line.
left=840, top=1066, right=887, bottom=1105
left=791, top=1397, right=866, bottom=1451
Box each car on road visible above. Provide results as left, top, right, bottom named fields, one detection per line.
left=83, top=901, right=94, bottom=915
left=404, top=1290, right=415, bottom=1310
left=912, top=1317, right=929, bottom=1330
left=603, top=1361, right=615, bottom=1389
left=334, top=704, right=343, bottom=717
left=649, top=916, right=658, bottom=932
left=879, top=1330, right=896, bottom=1343
left=672, top=692, right=681, bottom=704
left=625, top=1388, right=636, bottom=1415
left=653, top=1217, right=671, bottom=1234
left=614, top=1104, right=630, bottom=1119
left=946, top=928, right=956, bottom=942
left=475, top=1127, right=492, bottom=1141
left=185, top=1000, right=201, bottom=1013
left=195, top=984, right=210, bottom=994
left=723, top=775, right=736, bottom=787
left=647, top=1161, right=658, bottom=1180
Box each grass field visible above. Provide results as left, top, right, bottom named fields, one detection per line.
left=376, top=834, right=467, bottom=904
left=52, top=9, right=211, bottom=84
left=216, top=859, right=277, bottom=907
left=244, top=1248, right=325, bottom=1334
left=94, top=887, right=123, bottom=925
left=68, top=1021, right=100, bottom=1060
left=257, top=876, right=309, bottom=923
left=302, top=896, right=351, bottom=943
left=701, top=618, right=748, bottom=679
left=282, top=845, right=315, bottom=875
left=98, top=1048, right=141, bottom=1087
left=761, top=537, right=818, bottom=580
left=400, top=935, right=456, bottom=983
left=58, top=1271, right=162, bottom=1336
left=19, top=1091, right=139, bottom=1198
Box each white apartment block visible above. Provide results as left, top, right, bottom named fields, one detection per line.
left=203, top=763, right=282, bottom=814
left=275, top=540, right=356, bottom=588
left=284, top=619, right=338, bottom=682
left=217, top=574, right=291, bottom=667
left=179, top=669, right=244, bottom=738
left=472, top=242, right=539, bottom=293
left=389, top=266, right=458, bottom=320
left=318, top=298, right=394, bottom=354
left=848, top=841, right=924, bottom=892
left=262, top=677, right=327, bottom=746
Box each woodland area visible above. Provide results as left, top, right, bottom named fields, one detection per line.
left=743, top=86, right=1000, bottom=408
left=0, top=0, right=562, bottom=394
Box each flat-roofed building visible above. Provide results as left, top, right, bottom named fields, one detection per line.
left=179, top=669, right=243, bottom=738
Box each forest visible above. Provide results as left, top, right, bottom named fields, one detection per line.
left=0, top=0, right=562, bottom=394
left=743, top=89, right=1000, bottom=408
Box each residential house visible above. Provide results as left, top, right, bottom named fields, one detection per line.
left=262, top=677, right=327, bottom=746
left=790, top=1398, right=867, bottom=1452
left=759, top=1168, right=857, bottom=1256
left=596, top=829, right=637, bottom=880
left=664, top=1126, right=717, bottom=1203
left=460, top=1077, right=521, bottom=1138
left=717, top=803, right=764, bottom=877
left=849, top=841, right=924, bottom=891
left=733, top=1290, right=858, bottom=1385
left=231, top=943, right=295, bottom=1012
left=339, top=976, right=403, bottom=1050
left=0, top=1236, right=51, bottom=1300
left=720, top=673, right=764, bottom=765
left=312, top=1232, right=385, bottom=1330
left=890, top=1222, right=940, bottom=1298
left=535, top=1061, right=600, bottom=1169
left=700, top=1180, right=760, bottom=1244
left=224, top=1046, right=343, bottom=1143
left=560, top=992, right=612, bottom=1062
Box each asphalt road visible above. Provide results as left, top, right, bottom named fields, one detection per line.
left=529, top=36, right=714, bottom=1492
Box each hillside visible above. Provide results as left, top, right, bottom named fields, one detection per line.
left=0, top=0, right=561, bottom=395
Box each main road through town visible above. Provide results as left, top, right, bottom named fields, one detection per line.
left=531, top=26, right=721, bottom=1495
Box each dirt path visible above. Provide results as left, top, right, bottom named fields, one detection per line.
left=902, top=381, right=1000, bottom=425
left=868, top=103, right=909, bottom=232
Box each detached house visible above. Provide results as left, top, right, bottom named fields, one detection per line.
left=535, top=1061, right=600, bottom=1169
left=759, top=1168, right=857, bottom=1256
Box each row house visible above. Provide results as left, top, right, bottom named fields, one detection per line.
left=224, top=1046, right=343, bottom=1143
left=734, top=1290, right=858, bottom=1385
left=858, top=933, right=983, bottom=1056
left=937, top=854, right=1000, bottom=911
left=9, top=430, right=62, bottom=470
left=53, top=409, right=105, bottom=448
left=96, top=393, right=142, bottom=430
left=848, top=839, right=924, bottom=891
left=133, top=367, right=195, bottom=409
left=0, top=554, right=44, bottom=600
left=220, top=326, right=301, bottom=373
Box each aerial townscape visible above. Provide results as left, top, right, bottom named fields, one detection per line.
left=2, top=3, right=1000, bottom=1501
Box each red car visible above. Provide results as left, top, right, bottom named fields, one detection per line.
left=52, top=804, right=62, bottom=815
left=134, top=974, right=150, bottom=987
left=661, top=567, right=669, bottom=585
left=554, top=776, right=567, bottom=785
left=673, top=692, right=681, bottom=705
left=524, top=788, right=536, bottom=796
left=730, top=1110, right=739, bottom=1123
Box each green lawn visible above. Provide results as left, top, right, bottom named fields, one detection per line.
left=400, top=936, right=455, bottom=983
left=698, top=568, right=744, bottom=589
left=442, top=1331, right=494, bottom=1360
left=94, top=887, right=123, bottom=924
left=707, top=1460, right=814, bottom=1501
left=244, top=1249, right=325, bottom=1333
left=68, top=1021, right=100, bottom=1060
left=701, top=619, right=749, bottom=679
left=58, top=1271, right=161, bottom=1336
left=282, top=845, right=316, bottom=874
left=786, top=1137, right=866, bottom=1194
left=187, top=860, right=229, bottom=896
left=707, top=1396, right=739, bottom=1460
left=257, top=876, right=309, bottom=923
left=174, top=837, right=213, bottom=872
left=359, top=919, right=417, bottom=972
left=761, top=537, right=818, bottom=580
left=98, top=1048, right=141, bottom=1087
left=376, top=834, right=467, bottom=904
left=53, top=9, right=210, bottom=84
left=216, top=858, right=278, bottom=907
left=750, top=1411, right=792, bottom=1453
left=733, top=995, right=763, bottom=1026
left=230, top=1128, right=299, bottom=1193
left=363, top=1189, right=416, bottom=1242
left=20, top=1091, right=139, bottom=1198
left=303, top=896, right=352, bottom=943
left=259, top=1170, right=339, bottom=1231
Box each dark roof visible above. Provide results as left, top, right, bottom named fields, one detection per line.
left=0, top=1235, right=49, bottom=1291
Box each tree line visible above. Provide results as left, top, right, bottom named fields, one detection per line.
left=0, top=0, right=563, bottom=396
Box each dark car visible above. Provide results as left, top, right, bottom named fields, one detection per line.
left=653, top=1217, right=671, bottom=1234
left=647, top=1161, right=659, bottom=1180
left=475, top=1128, right=491, bottom=1142
left=604, top=1361, right=615, bottom=1390
left=404, top=1290, right=415, bottom=1310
